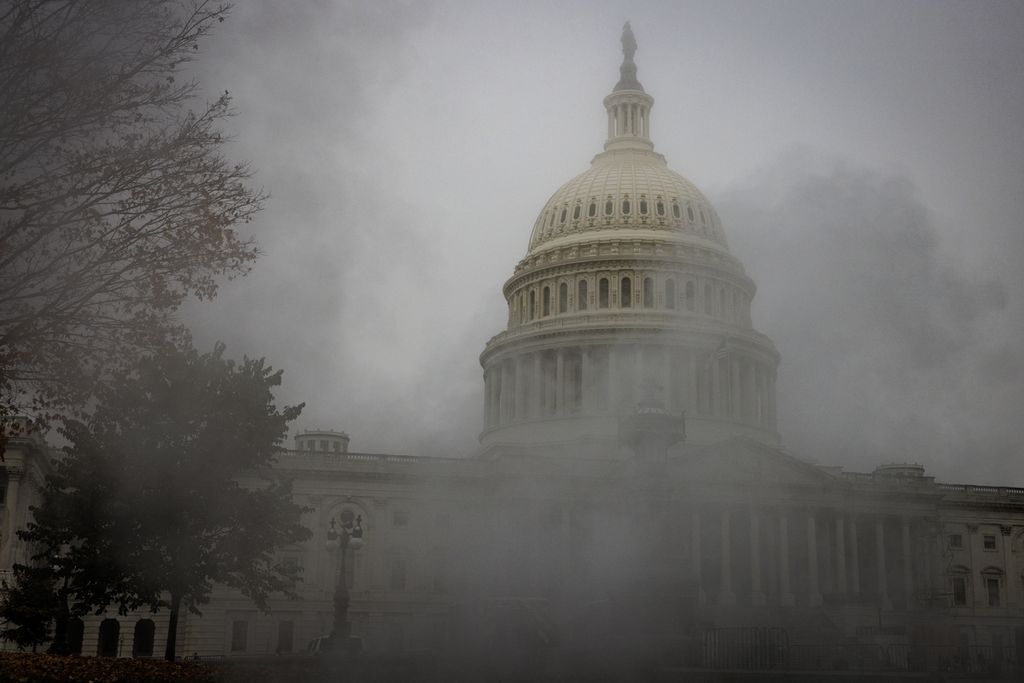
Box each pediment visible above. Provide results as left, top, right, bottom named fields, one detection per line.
left=670, top=437, right=842, bottom=489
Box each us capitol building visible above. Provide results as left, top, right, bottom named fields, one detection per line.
left=3, top=25, right=1024, bottom=675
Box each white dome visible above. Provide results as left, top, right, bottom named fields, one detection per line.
left=527, top=149, right=729, bottom=256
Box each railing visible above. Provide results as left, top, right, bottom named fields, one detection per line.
left=887, top=644, right=1018, bottom=674
left=788, top=643, right=889, bottom=671
left=702, top=627, right=788, bottom=670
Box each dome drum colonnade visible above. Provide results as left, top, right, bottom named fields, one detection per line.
left=480, top=22, right=779, bottom=453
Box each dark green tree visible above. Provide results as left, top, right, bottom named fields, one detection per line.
left=19, top=341, right=310, bottom=660
left=0, top=564, right=61, bottom=651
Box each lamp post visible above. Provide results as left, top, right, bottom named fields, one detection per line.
left=324, top=513, right=364, bottom=650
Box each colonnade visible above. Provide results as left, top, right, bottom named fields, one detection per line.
left=608, top=101, right=649, bottom=138
left=483, top=343, right=777, bottom=430
left=681, top=507, right=920, bottom=610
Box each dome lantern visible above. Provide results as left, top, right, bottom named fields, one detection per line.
left=603, top=22, right=655, bottom=153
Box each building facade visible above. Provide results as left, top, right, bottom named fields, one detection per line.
left=3, top=25, right=1024, bottom=674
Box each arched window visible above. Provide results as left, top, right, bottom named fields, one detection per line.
left=68, top=618, right=84, bottom=655
left=558, top=283, right=568, bottom=313
left=982, top=567, right=1004, bottom=607
left=559, top=208, right=567, bottom=224
left=720, top=289, right=727, bottom=318
left=133, top=619, right=155, bottom=658
left=621, top=277, right=632, bottom=308
left=656, top=199, right=665, bottom=216
left=642, top=277, right=654, bottom=308
left=529, top=290, right=536, bottom=320
left=672, top=202, right=681, bottom=219
left=97, top=619, right=120, bottom=657
left=598, top=278, right=609, bottom=308
left=665, top=279, right=676, bottom=309
left=700, top=209, right=706, bottom=224
left=685, top=281, right=695, bottom=311
left=572, top=204, right=581, bottom=220
left=622, top=199, right=631, bottom=215
left=588, top=201, right=596, bottom=218
left=578, top=280, right=588, bottom=311
left=687, top=205, right=695, bottom=222
left=639, top=198, right=648, bottom=215
left=704, top=284, right=712, bottom=314
left=548, top=211, right=554, bottom=227
left=605, top=199, right=613, bottom=216
left=542, top=286, right=551, bottom=316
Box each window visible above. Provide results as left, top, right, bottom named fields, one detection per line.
left=320, top=440, right=328, bottom=451
left=577, top=280, right=588, bottom=311
left=687, top=205, right=695, bottom=221
left=559, top=208, right=567, bottom=224
left=639, top=198, right=648, bottom=215
left=97, top=619, right=119, bottom=657
left=231, top=620, right=248, bottom=652
left=949, top=534, right=963, bottom=549
left=542, top=286, right=551, bottom=316
left=132, top=619, right=155, bottom=658
left=588, top=201, right=596, bottom=218
left=605, top=199, right=613, bottom=215
left=529, top=290, right=536, bottom=320
left=987, top=578, right=1001, bottom=607
left=685, top=281, right=695, bottom=311
left=393, top=509, right=409, bottom=527
left=332, top=441, right=341, bottom=452
left=672, top=202, right=681, bottom=219
left=656, top=200, right=665, bottom=216
left=665, top=279, right=676, bottom=310
left=390, top=557, right=407, bottom=591
left=622, top=198, right=631, bottom=215
left=952, top=577, right=967, bottom=606
left=277, top=620, right=294, bottom=653
left=983, top=534, right=997, bottom=550
left=704, top=284, right=712, bottom=314
left=558, top=283, right=568, bottom=313
left=642, top=277, right=654, bottom=308
left=598, top=278, right=609, bottom=308
left=572, top=204, right=580, bottom=220
left=307, top=441, right=315, bottom=451
left=620, top=277, right=632, bottom=308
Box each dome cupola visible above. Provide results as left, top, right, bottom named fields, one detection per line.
left=479, top=24, right=781, bottom=458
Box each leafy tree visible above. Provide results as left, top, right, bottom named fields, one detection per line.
left=19, top=341, right=310, bottom=660
left=0, top=0, right=263, bottom=433
left=0, top=564, right=61, bottom=651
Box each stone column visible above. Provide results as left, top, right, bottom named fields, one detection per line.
left=849, top=518, right=861, bottom=597
left=719, top=509, right=736, bottom=605
left=807, top=511, right=822, bottom=606
left=731, top=358, right=742, bottom=418
left=691, top=509, right=705, bottom=604
left=1, top=471, right=22, bottom=568
left=876, top=519, right=891, bottom=609
left=556, top=348, right=565, bottom=415
left=607, top=347, right=618, bottom=410
left=835, top=517, right=848, bottom=595
left=778, top=511, right=794, bottom=606
left=581, top=347, right=593, bottom=412
left=499, top=361, right=511, bottom=422
left=744, top=362, right=756, bottom=422
left=688, top=351, right=698, bottom=415
left=750, top=508, right=765, bottom=605
left=902, top=519, right=913, bottom=609
left=711, top=356, right=721, bottom=416
left=767, top=371, right=777, bottom=429
left=532, top=353, right=543, bottom=417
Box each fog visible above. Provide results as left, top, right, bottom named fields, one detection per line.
left=182, top=0, right=1024, bottom=484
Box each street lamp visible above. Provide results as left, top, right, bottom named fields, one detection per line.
left=324, top=512, right=364, bottom=651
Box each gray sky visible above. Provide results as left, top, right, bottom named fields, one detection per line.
left=183, top=0, right=1024, bottom=484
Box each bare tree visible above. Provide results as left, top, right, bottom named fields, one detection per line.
left=0, top=0, right=263, bottom=431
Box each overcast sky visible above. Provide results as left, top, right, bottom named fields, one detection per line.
left=182, top=0, right=1024, bottom=484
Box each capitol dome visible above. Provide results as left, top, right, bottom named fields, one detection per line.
left=479, top=23, right=780, bottom=458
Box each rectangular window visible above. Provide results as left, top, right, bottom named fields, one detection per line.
left=948, top=534, right=963, bottom=549
left=952, top=577, right=967, bottom=606
left=231, top=620, right=248, bottom=652
left=277, top=620, right=294, bottom=653
left=390, top=557, right=407, bottom=591
left=987, top=578, right=1000, bottom=607
left=983, top=534, right=997, bottom=550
